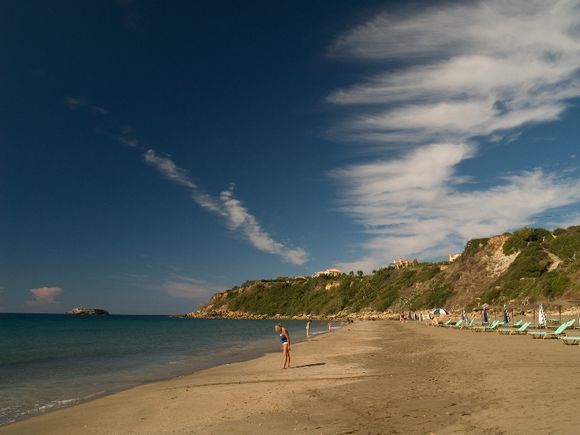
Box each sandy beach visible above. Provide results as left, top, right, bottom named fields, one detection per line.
left=3, top=320, right=580, bottom=434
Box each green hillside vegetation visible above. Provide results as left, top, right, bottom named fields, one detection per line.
left=193, top=226, right=580, bottom=318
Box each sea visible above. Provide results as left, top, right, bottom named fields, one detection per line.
left=0, top=314, right=330, bottom=426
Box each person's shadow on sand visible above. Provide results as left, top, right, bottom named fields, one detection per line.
left=293, top=362, right=326, bottom=368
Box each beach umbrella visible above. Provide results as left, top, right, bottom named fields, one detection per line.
left=431, top=308, right=449, bottom=316
left=538, top=304, right=546, bottom=326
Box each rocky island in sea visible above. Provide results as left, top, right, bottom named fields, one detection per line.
left=66, top=307, right=110, bottom=316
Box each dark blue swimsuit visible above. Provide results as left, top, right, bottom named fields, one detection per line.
left=280, top=333, right=288, bottom=344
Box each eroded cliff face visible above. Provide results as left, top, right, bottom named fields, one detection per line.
left=442, top=235, right=519, bottom=307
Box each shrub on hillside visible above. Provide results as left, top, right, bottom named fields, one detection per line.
left=538, top=272, right=570, bottom=298
left=409, top=282, right=454, bottom=309
left=503, top=228, right=552, bottom=255
left=464, top=238, right=490, bottom=257
left=548, top=233, right=580, bottom=260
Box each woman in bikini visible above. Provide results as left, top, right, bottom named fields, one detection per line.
left=275, top=323, right=291, bottom=369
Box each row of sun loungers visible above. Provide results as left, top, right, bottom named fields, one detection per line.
left=434, top=317, right=579, bottom=345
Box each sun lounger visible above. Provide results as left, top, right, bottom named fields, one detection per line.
left=482, top=320, right=501, bottom=332
left=437, top=319, right=452, bottom=327
left=460, top=319, right=474, bottom=329
left=528, top=319, right=575, bottom=339
left=561, top=336, right=580, bottom=345
left=450, top=319, right=464, bottom=328
left=496, top=319, right=522, bottom=328
left=498, top=321, right=530, bottom=335
left=471, top=320, right=499, bottom=332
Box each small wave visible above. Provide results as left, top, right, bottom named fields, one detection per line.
left=37, top=397, right=80, bottom=412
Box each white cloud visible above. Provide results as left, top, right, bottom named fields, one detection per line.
left=65, top=96, right=109, bottom=115
left=335, top=144, right=580, bottom=272
left=28, top=287, right=63, bottom=306
left=63, top=95, right=309, bottom=266
left=118, top=136, right=140, bottom=148
left=144, top=149, right=308, bottom=265
left=163, top=276, right=212, bottom=301
left=329, top=1, right=580, bottom=143
left=220, top=186, right=309, bottom=265
left=144, top=149, right=196, bottom=189
left=144, top=149, right=225, bottom=214
left=328, top=1, right=580, bottom=271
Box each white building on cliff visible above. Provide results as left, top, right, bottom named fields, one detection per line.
left=312, top=268, right=343, bottom=278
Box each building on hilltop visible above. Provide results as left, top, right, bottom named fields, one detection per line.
left=449, top=253, right=461, bottom=262
left=392, top=258, right=417, bottom=269
left=312, top=268, right=343, bottom=278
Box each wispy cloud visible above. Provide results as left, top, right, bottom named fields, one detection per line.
left=220, top=185, right=309, bottom=265
left=329, top=1, right=580, bottom=144
left=162, top=275, right=213, bottom=301
left=334, top=144, right=580, bottom=271
left=328, top=0, right=580, bottom=271
left=65, top=96, right=109, bottom=115
left=28, top=287, right=63, bottom=306
left=118, top=136, right=140, bottom=148
left=144, top=149, right=309, bottom=265
left=64, top=95, right=308, bottom=266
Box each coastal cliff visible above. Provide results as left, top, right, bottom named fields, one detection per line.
left=66, top=307, right=110, bottom=316
left=184, top=225, right=580, bottom=319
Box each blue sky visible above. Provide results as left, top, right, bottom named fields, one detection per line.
left=2, top=0, right=580, bottom=314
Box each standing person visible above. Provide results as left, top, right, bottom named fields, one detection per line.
left=503, top=305, right=510, bottom=324
left=482, top=307, right=489, bottom=324
left=306, top=319, right=311, bottom=337
left=275, top=323, right=291, bottom=369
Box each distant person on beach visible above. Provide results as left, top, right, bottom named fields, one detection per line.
left=306, top=319, right=311, bottom=337
left=430, top=314, right=438, bottom=326
left=275, top=323, right=291, bottom=369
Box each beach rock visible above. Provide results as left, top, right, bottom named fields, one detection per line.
left=66, top=307, right=110, bottom=316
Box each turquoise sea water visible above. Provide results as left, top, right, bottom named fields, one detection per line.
left=0, top=314, right=328, bottom=426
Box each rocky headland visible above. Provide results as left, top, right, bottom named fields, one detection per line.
left=181, top=225, right=580, bottom=320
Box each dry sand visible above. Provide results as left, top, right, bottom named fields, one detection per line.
left=3, top=320, right=580, bottom=434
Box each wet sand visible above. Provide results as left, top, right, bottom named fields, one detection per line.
left=2, top=320, right=580, bottom=434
